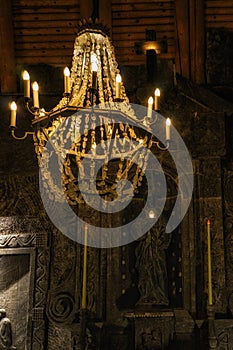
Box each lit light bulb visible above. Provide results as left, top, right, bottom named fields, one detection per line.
left=32, top=81, right=39, bottom=91
left=154, top=88, right=160, bottom=110
left=148, top=210, right=156, bottom=219
left=91, top=61, right=98, bottom=72
left=147, top=96, right=153, bottom=118
left=91, top=56, right=98, bottom=90
left=10, top=101, right=17, bottom=111
left=10, top=101, right=17, bottom=127
left=32, top=81, right=39, bottom=108
left=116, top=74, right=122, bottom=83
left=23, top=70, right=30, bottom=80
left=166, top=117, right=171, bottom=140
left=166, top=117, right=171, bottom=126
left=154, top=88, right=160, bottom=97
left=148, top=96, right=153, bottom=105
left=23, top=70, right=30, bottom=98
left=63, top=67, right=71, bottom=94
left=64, top=67, right=70, bottom=77
left=116, top=74, right=122, bottom=99
left=91, top=53, right=98, bottom=64
left=39, top=108, right=46, bottom=117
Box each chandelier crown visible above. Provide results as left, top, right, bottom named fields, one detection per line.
left=78, top=18, right=110, bottom=37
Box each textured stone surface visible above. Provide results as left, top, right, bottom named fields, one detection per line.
left=0, top=254, right=30, bottom=350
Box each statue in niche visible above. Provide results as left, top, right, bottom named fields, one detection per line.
left=0, top=309, right=16, bottom=350
left=135, top=218, right=171, bottom=306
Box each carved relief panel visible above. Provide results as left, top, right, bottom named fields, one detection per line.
left=0, top=216, right=50, bottom=350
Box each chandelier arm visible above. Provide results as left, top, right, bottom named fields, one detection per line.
left=25, top=102, right=40, bottom=116
left=137, top=113, right=158, bottom=126
left=11, top=128, right=34, bottom=140
left=152, top=140, right=169, bottom=151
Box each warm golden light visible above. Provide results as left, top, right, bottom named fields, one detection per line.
left=154, top=88, right=160, bottom=97
left=148, top=209, right=156, bottom=219
left=166, top=117, right=171, bottom=140
left=154, top=88, right=160, bottom=110
left=10, top=101, right=17, bottom=127
left=23, top=70, right=30, bottom=98
left=115, top=74, right=122, bottom=99
left=147, top=96, right=153, bottom=118
left=166, top=117, right=171, bottom=126
left=64, top=67, right=70, bottom=77
left=91, top=54, right=98, bottom=89
left=32, top=81, right=39, bottom=108
left=63, top=67, right=71, bottom=94
left=92, top=61, right=98, bottom=72
left=116, top=74, right=122, bottom=83
left=10, top=101, right=17, bottom=111
left=32, top=81, right=39, bottom=91
left=148, top=96, right=153, bottom=105
left=91, top=53, right=97, bottom=63
left=23, top=70, right=30, bottom=80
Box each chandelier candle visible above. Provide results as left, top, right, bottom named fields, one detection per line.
left=115, top=74, right=122, bottom=99
left=23, top=70, right=30, bottom=99
left=147, top=96, right=153, bottom=118
left=91, top=61, right=98, bottom=90
left=64, top=67, right=71, bottom=94
left=10, top=102, right=17, bottom=127
left=166, top=118, right=171, bottom=140
left=81, top=223, right=88, bottom=309
left=207, top=219, right=213, bottom=305
left=32, top=82, right=40, bottom=109
left=154, top=88, right=160, bottom=110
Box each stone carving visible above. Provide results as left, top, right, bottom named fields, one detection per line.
left=0, top=234, right=36, bottom=248
left=0, top=309, right=16, bottom=350
left=215, top=320, right=233, bottom=350
left=46, top=229, right=76, bottom=326
left=0, top=217, right=50, bottom=350
left=47, top=292, right=75, bottom=324
left=125, top=311, right=174, bottom=350
left=135, top=219, right=171, bottom=305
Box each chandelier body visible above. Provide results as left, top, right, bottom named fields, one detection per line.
left=10, top=22, right=170, bottom=205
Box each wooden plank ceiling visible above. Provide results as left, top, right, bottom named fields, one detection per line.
left=205, top=0, right=233, bottom=29
left=12, top=0, right=80, bottom=66
left=11, top=0, right=233, bottom=68
left=111, top=0, right=175, bottom=64
left=12, top=0, right=176, bottom=66
left=0, top=0, right=231, bottom=96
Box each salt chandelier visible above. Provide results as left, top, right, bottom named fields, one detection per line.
left=9, top=21, right=171, bottom=204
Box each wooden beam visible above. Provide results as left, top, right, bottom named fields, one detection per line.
left=189, top=0, right=196, bottom=81
left=80, top=0, right=112, bottom=34
left=175, top=0, right=205, bottom=84
left=194, top=0, right=205, bottom=84
left=174, top=0, right=190, bottom=79
left=0, top=0, right=17, bottom=92
left=189, top=0, right=205, bottom=84
left=99, top=0, right=112, bottom=34
left=79, top=0, right=93, bottom=20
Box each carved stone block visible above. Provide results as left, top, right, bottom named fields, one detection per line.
left=125, top=310, right=174, bottom=349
